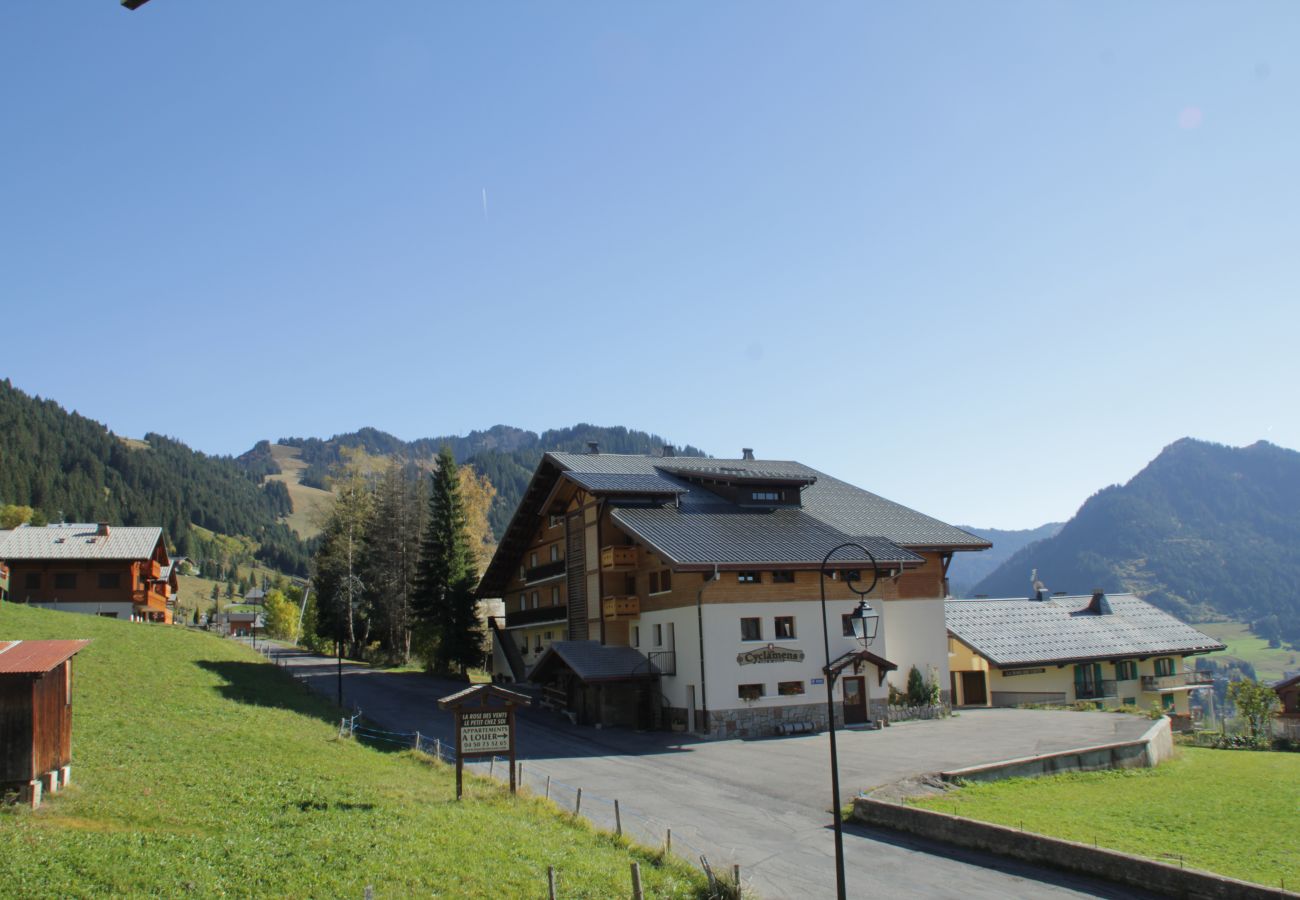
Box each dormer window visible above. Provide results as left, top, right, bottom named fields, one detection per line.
left=752, top=490, right=782, bottom=502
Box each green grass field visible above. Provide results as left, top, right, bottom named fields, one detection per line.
left=1197, top=620, right=1299, bottom=682
left=911, top=748, right=1299, bottom=888
left=0, top=604, right=707, bottom=898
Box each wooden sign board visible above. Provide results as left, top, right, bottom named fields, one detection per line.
left=438, top=684, right=531, bottom=800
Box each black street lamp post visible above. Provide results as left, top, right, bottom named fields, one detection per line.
left=819, top=542, right=882, bottom=900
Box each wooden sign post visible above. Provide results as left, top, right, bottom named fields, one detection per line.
left=437, top=684, right=531, bottom=800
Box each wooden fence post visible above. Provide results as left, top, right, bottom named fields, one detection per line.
left=575, top=787, right=582, bottom=816
left=630, top=862, right=643, bottom=900
left=545, top=775, right=551, bottom=800
left=615, top=799, right=622, bottom=837
left=665, top=828, right=671, bottom=855
left=547, top=866, right=557, bottom=900
left=414, top=731, right=420, bottom=751
left=734, top=864, right=742, bottom=898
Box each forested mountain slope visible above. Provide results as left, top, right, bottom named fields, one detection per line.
left=947, top=522, right=1063, bottom=597
left=275, top=425, right=707, bottom=537
left=0, top=380, right=307, bottom=573
left=973, top=439, right=1300, bottom=644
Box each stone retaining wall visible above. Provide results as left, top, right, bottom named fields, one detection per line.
left=940, top=716, right=1172, bottom=784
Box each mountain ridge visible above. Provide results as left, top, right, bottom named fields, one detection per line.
left=972, top=438, right=1300, bottom=645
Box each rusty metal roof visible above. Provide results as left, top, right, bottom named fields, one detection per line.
left=0, top=639, right=91, bottom=675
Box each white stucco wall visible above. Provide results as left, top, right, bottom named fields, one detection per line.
left=30, top=601, right=134, bottom=619
left=699, top=598, right=875, bottom=712
left=878, top=597, right=949, bottom=694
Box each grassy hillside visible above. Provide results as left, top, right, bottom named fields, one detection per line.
left=0, top=605, right=704, bottom=898
left=910, top=747, right=1298, bottom=888
left=266, top=443, right=334, bottom=539
left=1199, top=621, right=1300, bottom=683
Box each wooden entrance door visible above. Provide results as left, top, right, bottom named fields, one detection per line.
left=960, top=670, right=988, bottom=706
left=843, top=676, right=868, bottom=724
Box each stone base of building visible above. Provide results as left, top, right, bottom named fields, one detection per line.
left=701, top=698, right=895, bottom=739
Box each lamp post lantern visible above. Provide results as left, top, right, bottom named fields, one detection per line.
left=819, top=542, right=881, bottom=900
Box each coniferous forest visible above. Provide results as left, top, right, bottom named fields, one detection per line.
left=280, top=424, right=707, bottom=538
left=0, top=379, right=310, bottom=573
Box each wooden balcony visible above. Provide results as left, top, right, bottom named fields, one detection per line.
left=505, top=605, right=568, bottom=629
left=601, top=546, right=639, bottom=571
left=524, top=559, right=566, bottom=584
left=601, top=595, right=640, bottom=619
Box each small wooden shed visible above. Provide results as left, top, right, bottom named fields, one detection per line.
left=0, top=639, right=90, bottom=807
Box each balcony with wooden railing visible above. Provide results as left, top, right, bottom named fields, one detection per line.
left=601, top=546, right=639, bottom=571
left=505, top=604, right=569, bottom=629
left=524, top=559, right=566, bottom=584
left=1141, top=670, right=1214, bottom=692
left=601, top=595, right=640, bottom=619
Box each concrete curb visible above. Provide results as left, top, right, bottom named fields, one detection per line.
left=851, top=797, right=1296, bottom=900
left=940, top=716, right=1173, bottom=783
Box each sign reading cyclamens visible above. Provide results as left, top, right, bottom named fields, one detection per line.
left=736, top=643, right=806, bottom=665
left=460, top=709, right=510, bottom=753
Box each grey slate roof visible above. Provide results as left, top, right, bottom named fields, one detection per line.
left=945, top=594, right=1226, bottom=667
left=550, top=453, right=988, bottom=550
left=0, top=524, right=165, bottom=561
left=478, top=451, right=988, bottom=596
left=529, top=640, right=659, bottom=683
left=564, top=471, right=688, bottom=496
left=611, top=506, right=922, bottom=567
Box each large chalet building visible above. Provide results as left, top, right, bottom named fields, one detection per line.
left=478, top=446, right=989, bottom=738
left=0, top=523, right=176, bottom=623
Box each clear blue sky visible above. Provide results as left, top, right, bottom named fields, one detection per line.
left=3, top=3, right=1297, bottom=529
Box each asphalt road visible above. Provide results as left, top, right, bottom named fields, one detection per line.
left=253, top=643, right=1154, bottom=900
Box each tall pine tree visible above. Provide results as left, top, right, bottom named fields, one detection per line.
left=413, top=446, right=482, bottom=675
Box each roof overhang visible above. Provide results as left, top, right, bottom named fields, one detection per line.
left=948, top=636, right=1227, bottom=670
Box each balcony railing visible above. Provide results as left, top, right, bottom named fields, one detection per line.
left=601, top=595, right=640, bottom=619
left=601, top=546, right=639, bottom=571
left=1141, top=671, right=1214, bottom=692
left=524, top=559, right=566, bottom=583
left=1075, top=679, right=1118, bottom=701
left=648, top=650, right=676, bottom=676
left=505, top=605, right=568, bottom=629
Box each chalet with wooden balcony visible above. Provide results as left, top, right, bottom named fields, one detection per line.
left=945, top=590, right=1224, bottom=729
left=0, top=523, right=175, bottom=623
left=478, top=446, right=990, bottom=737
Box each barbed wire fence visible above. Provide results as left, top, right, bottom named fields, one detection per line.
left=244, top=639, right=745, bottom=896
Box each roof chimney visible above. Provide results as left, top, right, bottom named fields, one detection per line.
left=661, top=445, right=675, bottom=458
left=586, top=441, right=599, bottom=455
left=96, top=522, right=111, bottom=537
left=1085, top=589, right=1113, bottom=616
left=1030, top=568, right=1047, bottom=601
left=742, top=448, right=754, bottom=460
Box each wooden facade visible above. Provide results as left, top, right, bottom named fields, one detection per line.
left=0, top=640, right=89, bottom=807
left=2, top=524, right=173, bottom=623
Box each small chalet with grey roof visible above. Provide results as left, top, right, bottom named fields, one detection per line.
left=946, top=590, right=1224, bottom=730
left=478, top=446, right=989, bottom=738
left=0, top=523, right=175, bottom=623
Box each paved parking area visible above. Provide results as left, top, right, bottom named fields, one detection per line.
left=261, top=644, right=1152, bottom=899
